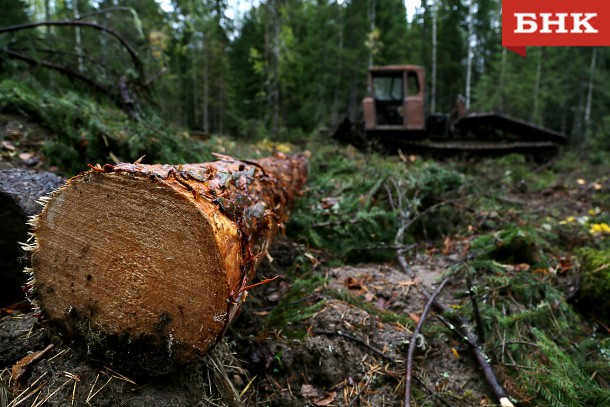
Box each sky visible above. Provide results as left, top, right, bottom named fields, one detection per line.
left=159, top=0, right=419, bottom=22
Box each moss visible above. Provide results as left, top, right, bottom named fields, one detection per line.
left=576, top=248, right=610, bottom=322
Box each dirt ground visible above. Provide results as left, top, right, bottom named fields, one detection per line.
left=0, top=239, right=498, bottom=407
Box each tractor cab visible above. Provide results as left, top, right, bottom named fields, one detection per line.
left=363, top=65, right=426, bottom=135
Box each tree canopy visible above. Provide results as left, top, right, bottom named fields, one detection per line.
left=1, top=0, right=608, bottom=150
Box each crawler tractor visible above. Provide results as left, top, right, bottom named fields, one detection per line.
left=333, top=65, right=566, bottom=160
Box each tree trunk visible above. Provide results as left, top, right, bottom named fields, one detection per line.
left=465, top=0, right=475, bottom=110
left=532, top=47, right=543, bottom=124
left=73, top=0, right=84, bottom=72
left=499, top=47, right=507, bottom=111
left=584, top=48, right=597, bottom=138
left=0, top=169, right=64, bottom=307
left=29, top=153, right=308, bottom=375
left=44, top=0, right=51, bottom=33
left=203, top=36, right=210, bottom=135
left=430, top=0, right=437, bottom=113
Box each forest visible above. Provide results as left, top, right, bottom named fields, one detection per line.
left=0, top=0, right=610, bottom=406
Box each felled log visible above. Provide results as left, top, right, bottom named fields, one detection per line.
left=0, top=169, right=64, bottom=307
left=28, top=153, right=308, bottom=374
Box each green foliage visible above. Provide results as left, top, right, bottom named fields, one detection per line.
left=576, top=248, right=610, bottom=322
left=513, top=329, right=610, bottom=407
left=266, top=273, right=326, bottom=336
left=264, top=250, right=326, bottom=337
left=287, top=143, right=465, bottom=261
left=0, top=79, right=209, bottom=174
left=471, top=226, right=550, bottom=266
left=462, top=228, right=610, bottom=406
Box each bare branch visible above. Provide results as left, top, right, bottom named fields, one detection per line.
left=396, top=251, right=515, bottom=407
left=3, top=48, right=112, bottom=96
left=0, top=20, right=143, bottom=78
left=405, top=276, right=450, bottom=406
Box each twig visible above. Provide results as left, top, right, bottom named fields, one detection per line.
left=396, top=251, right=515, bottom=407
left=404, top=276, right=450, bottom=406
left=466, top=272, right=485, bottom=342
left=311, top=217, right=360, bottom=228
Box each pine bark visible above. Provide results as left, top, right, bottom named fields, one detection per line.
left=29, top=153, right=308, bottom=374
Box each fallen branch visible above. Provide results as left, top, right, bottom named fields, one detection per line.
left=396, top=252, right=515, bottom=407
left=3, top=49, right=111, bottom=96
left=11, top=344, right=55, bottom=386
left=0, top=20, right=143, bottom=78
left=466, top=272, right=486, bottom=342
left=404, top=276, right=450, bottom=406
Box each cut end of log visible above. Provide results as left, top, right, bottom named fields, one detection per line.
left=33, top=173, right=238, bottom=372
left=30, top=154, right=308, bottom=374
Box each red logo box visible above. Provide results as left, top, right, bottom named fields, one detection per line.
left=502, top=0, right=610, bottom=56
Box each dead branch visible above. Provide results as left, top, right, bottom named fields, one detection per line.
left=3, top=49, right=112, bottom=96
left=10, top=47, right=120, bottom=74
left=466, top=272, right=486, bottom=342
left=404, top=276, right=450, bottom=406
left=0, top=20, right=143, bottom=79
left=396, top=252, right=515, bottom=407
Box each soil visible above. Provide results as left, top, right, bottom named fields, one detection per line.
left=0, top=241, right=494, bottom=407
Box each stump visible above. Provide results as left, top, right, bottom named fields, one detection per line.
left=0, top=169, right=64, bottom=306
left=29, top=153, right=308, bottom=374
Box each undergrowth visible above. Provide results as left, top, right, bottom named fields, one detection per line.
left=0, top=79, right=211, bottom=174
left=287, top=142, right=466, bottom=262
left=463, top=226, right=610, bottom=406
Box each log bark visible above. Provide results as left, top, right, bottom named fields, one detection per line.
left=29, top=153, right=308, bottom=374
left=0, top=169, right=64, bottom=307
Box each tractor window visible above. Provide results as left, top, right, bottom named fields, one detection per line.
left=407, top=71, right=420, bottom=96
left=373, top=76, right=403, bottom=101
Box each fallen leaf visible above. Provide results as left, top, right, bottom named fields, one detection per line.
left=442, top=236, right=452, bottom=255
left=557, top=257, right=574, bottom=274
left=19, top=152, right=34, bottom=161
left=375, top=297, right=390, bottom=309
left=363, top=293, right=375, bottom=302
left=344, top=276, right=369, bottom=291
left=11, top=344, right=55, bottom=386
left=409, top=312, right=420, bottom=323
left=300, top=384, right=319, bottom=399
left=451, top=347, right=460, bottom=359
left=320, top=197, right=340, bottom=209
left=304, top=252, right=319, bottom=267
left=314, top=391, right=337, bottom=406
left=513, top=263, right=530, bottom=272
left=1, top=141, right=16, bottom=151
